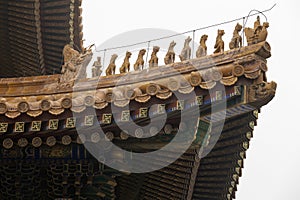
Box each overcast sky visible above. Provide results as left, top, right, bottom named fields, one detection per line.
left=82, top=0, right=300, bottom=199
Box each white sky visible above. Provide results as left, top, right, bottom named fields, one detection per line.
left=82, top=0, right=300, bottom=199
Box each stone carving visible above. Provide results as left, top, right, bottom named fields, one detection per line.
left=245, top=16, right=269, bottom=45
left=259, top=22, right=269, bottom=41
left=92, top=57, right=102, bottom=77
left=61, top=45, right=81, bottom=77
left=179, top=36, right=192, bottom=61
left=106, top=54, right=118, bottom=76
left=149, top=46, right=160, bottom=68
left=229, top=23, right=243, bottom=49
left=60, top=44, right=92, bottom=87
left=248, top=81, right=277, bottom=103
left=134, top=49, right=146, bottom=71
left=120, top=51, right=132, bottom=74
left=196, top=34, right=208, bottom=58
left=164, top=41, right=176, bottom=65
left=254, top=16, right=261, bottom=33
left=214, top=30, right=225, bottom=54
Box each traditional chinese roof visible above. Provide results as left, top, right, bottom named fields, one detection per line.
left=0, top=40, right=276, bottom=199
left=0, top=0, right=83, bottom=78
left=0, top=2, right=277, bottom=197
left=0, top=42, right=271, bottom=119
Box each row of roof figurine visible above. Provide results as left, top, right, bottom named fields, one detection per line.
left=91, top=16, right=269, bottom=77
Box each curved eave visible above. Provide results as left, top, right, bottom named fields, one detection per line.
left=0, top=42, right=274, bottom=120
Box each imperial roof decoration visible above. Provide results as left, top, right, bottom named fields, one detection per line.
left=0, top=3, right=276, bottom=199
left=0, top=42, right=272, bottom=119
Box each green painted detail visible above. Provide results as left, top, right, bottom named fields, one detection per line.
left=192, top=120, right=211, bottom=146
